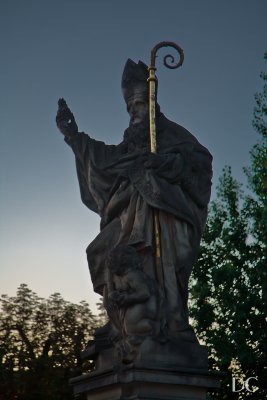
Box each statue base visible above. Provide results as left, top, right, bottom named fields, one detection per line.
left=70, top=363, right=222, bottom=400
left=70, top=334, right=223, bottom=399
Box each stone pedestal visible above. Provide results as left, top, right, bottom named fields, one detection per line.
left=70, top=334, right=223, bottom=400
left=70, top=363, right=222, bottom=400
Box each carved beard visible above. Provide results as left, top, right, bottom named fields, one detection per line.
left=123, top=115, right=150, bottom=153
left=122, top=104, right=162, bottom=153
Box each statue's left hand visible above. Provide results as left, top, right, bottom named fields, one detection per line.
left=56, top=98, right=78, bottom=138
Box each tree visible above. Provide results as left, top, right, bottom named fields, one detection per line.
left=0, top=284, right=97, bottom=400
left=190, top=54, right=266, bottom=399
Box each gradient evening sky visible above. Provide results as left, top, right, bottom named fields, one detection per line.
left=1, top=0, right=266, bottom=313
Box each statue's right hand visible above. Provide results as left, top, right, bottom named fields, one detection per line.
left=56, top=98, right=78, bottom=138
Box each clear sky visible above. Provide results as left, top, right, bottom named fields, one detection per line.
left=1, top=0, right=266, bottom=314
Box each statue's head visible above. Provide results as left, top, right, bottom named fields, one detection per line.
left=121, top=59, right=158, bottom=125
left=126, top=94, right=149, bottom=125
left=108, top=245, right=142, bottom=276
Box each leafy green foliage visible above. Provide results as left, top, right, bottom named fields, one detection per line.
left=190, top=55, right=267, bottom=399
left=0, top=284, right=97, bottom=400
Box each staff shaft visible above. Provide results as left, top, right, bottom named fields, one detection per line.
left=147, top=41, right=184, bottom=294
left=148, top=66, right=165, bottom=291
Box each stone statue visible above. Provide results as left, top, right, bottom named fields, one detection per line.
left=56, top=58, right=213, bottom=363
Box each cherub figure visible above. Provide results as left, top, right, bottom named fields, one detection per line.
left=106, top=245, right=160, bottom=362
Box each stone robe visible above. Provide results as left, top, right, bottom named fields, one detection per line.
left=65, top=113, right=212, bottom=335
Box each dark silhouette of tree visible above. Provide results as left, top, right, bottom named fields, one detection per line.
left=190, top=54, right=266, bottom=399
left=0, top=284, right=97, bottom=400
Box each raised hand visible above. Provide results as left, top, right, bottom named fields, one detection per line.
left=56, top=98, right=78, bottom=138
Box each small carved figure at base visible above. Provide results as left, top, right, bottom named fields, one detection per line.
left=106, top=245, right=160, bottom=363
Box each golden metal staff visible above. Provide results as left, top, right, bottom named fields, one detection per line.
left=147, top=41, right=184, bottom=291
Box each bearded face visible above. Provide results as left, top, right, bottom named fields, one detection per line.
left=127, top=95, right=149, bottom=125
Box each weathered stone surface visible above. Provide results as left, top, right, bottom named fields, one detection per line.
left=70, top=363, right=222, bottom=400
left=56, top=58, right=213, bottom=352
left=83, top=337, right=208, bottom=371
